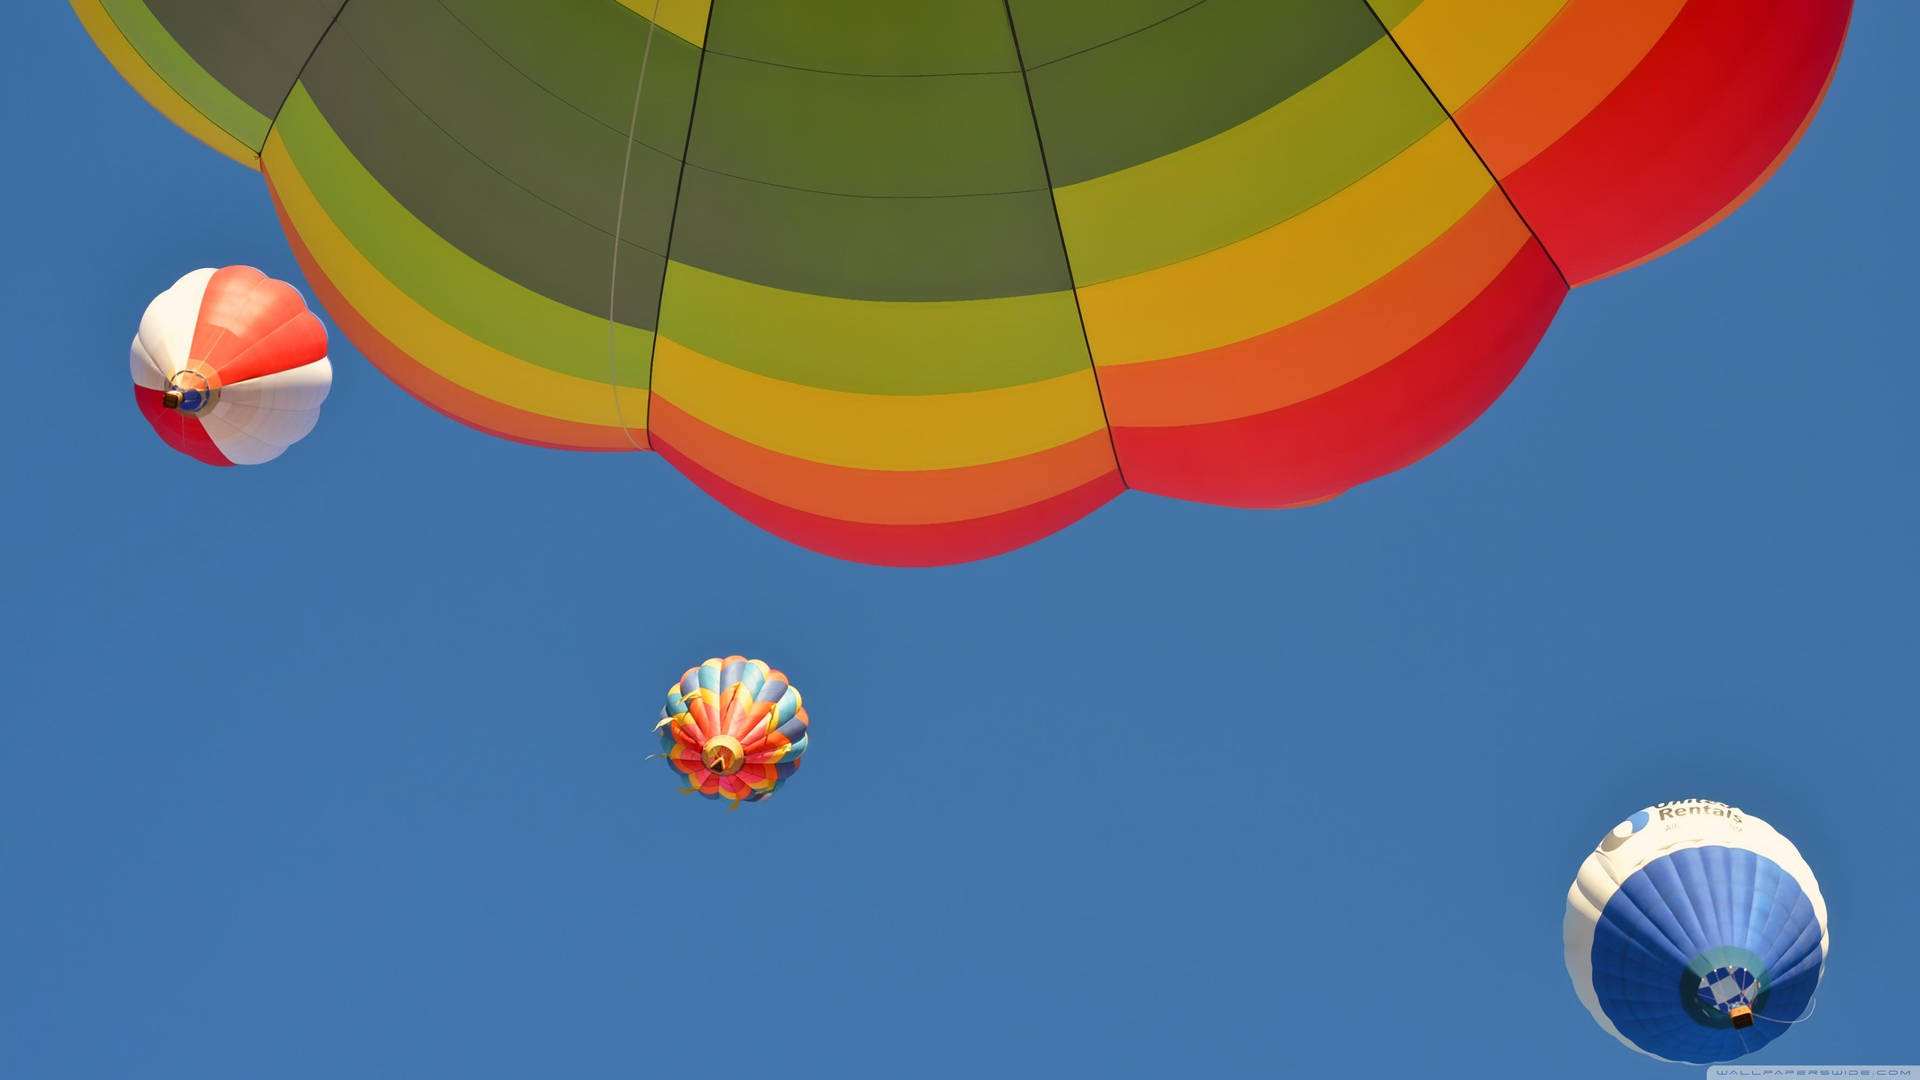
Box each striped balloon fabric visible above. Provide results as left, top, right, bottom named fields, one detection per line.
left=1564, top=800, right=1828, bottom=1064
left=78, top=2, right=1851, bottom=562
left=132, top=266, right=332, bottom=466
left=655, top=656, right=807, bottom=806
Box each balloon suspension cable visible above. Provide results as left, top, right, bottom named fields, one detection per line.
left=1728, top=989, right=1759, bottom=1056
left=605, top=0, right=662, bottom=452
left=1728, top=985, right=1814, bottom=1059
left=1752, top=995, right=1818, bottom=1026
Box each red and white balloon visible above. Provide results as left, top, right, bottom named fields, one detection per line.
left=131, top=266, right=331, bottom=466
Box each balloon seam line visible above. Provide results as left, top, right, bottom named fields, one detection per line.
left=998, top=0, right=1130, bottom=492
left=1365, top=3, right=1573, bottom=290
left=607, top=0, right=665, bottom=451
left=261, top=0, right=353, bottom=146
left=638, top=0, right=722, bottom=442
left=1020, top=1, right=1209, bottom=74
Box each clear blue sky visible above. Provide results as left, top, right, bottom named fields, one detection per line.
left=3, top=5, right=1915, bottom=1077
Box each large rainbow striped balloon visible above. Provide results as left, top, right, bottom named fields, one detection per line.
left=77, top=1, right=1852, bottom=564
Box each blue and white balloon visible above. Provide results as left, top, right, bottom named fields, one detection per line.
left=1563, top=799, right=1828, bottom=1064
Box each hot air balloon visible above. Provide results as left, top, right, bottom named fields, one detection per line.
left=133, top=266, right=332, bottom=466
left=77, top=2, right=1851, bottom=562
left=1564, top=799, right=1827, bottom=1064
left=655, top=656, right=807, bottom=806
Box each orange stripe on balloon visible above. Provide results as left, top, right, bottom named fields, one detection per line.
left=1450, top=0, right=1687, bottom=179
left=648, top=396, right=1119, bottom=527
left=744, top=745, right=789, bottom=766
left=655, top=435, right=1124, bottom=567
left=720, top=684, right=748, bottom=738
left=691, top=698, right=719, bottom=742
left=267, top=175, right=642, bottom=452
left=737, top=700, right=774, bottom=743
left=1099, top=189, right=1530, bottom=429
left=742, top=720, right=783, bottom=753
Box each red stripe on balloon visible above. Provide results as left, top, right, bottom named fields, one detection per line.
left=215, top=307, right=328, bottom=387
left=1597, top=31, right=1847, bottom=283
left=133, top=385, right=232, bottom=466
left=654, top=435, right=1124, bottom=567
left=1112, top=239, right=1565, bottom=507
left=1501, top=0, right=1852, bottom=285
left=188, top=266, right=327, bottom=385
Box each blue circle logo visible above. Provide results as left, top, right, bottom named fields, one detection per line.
left=1601, top=810, right=1652, bottom=851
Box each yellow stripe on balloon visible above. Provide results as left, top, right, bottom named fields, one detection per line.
left=70, top=0, right=260, bottom=169
left=613, top=0, right=711, bottom=47
left=263, top=131, right=651, bottom=429
left=651, top=337, right=1109, bottom=472
left=1053, top=39, right=1440, bottom=287
left=1076, top=123, right=1494, bottom=367
left=1387, top=0, right=1572, bottom=111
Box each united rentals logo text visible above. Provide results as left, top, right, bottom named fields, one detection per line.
left=1654, top=799, right=1745, bottom=824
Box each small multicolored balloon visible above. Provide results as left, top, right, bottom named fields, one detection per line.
left=655, top=656, right=807, bottom=807
left=1565, top=799, right=1828, bottom=1064
left=132, top=266, right=331, bottom=466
